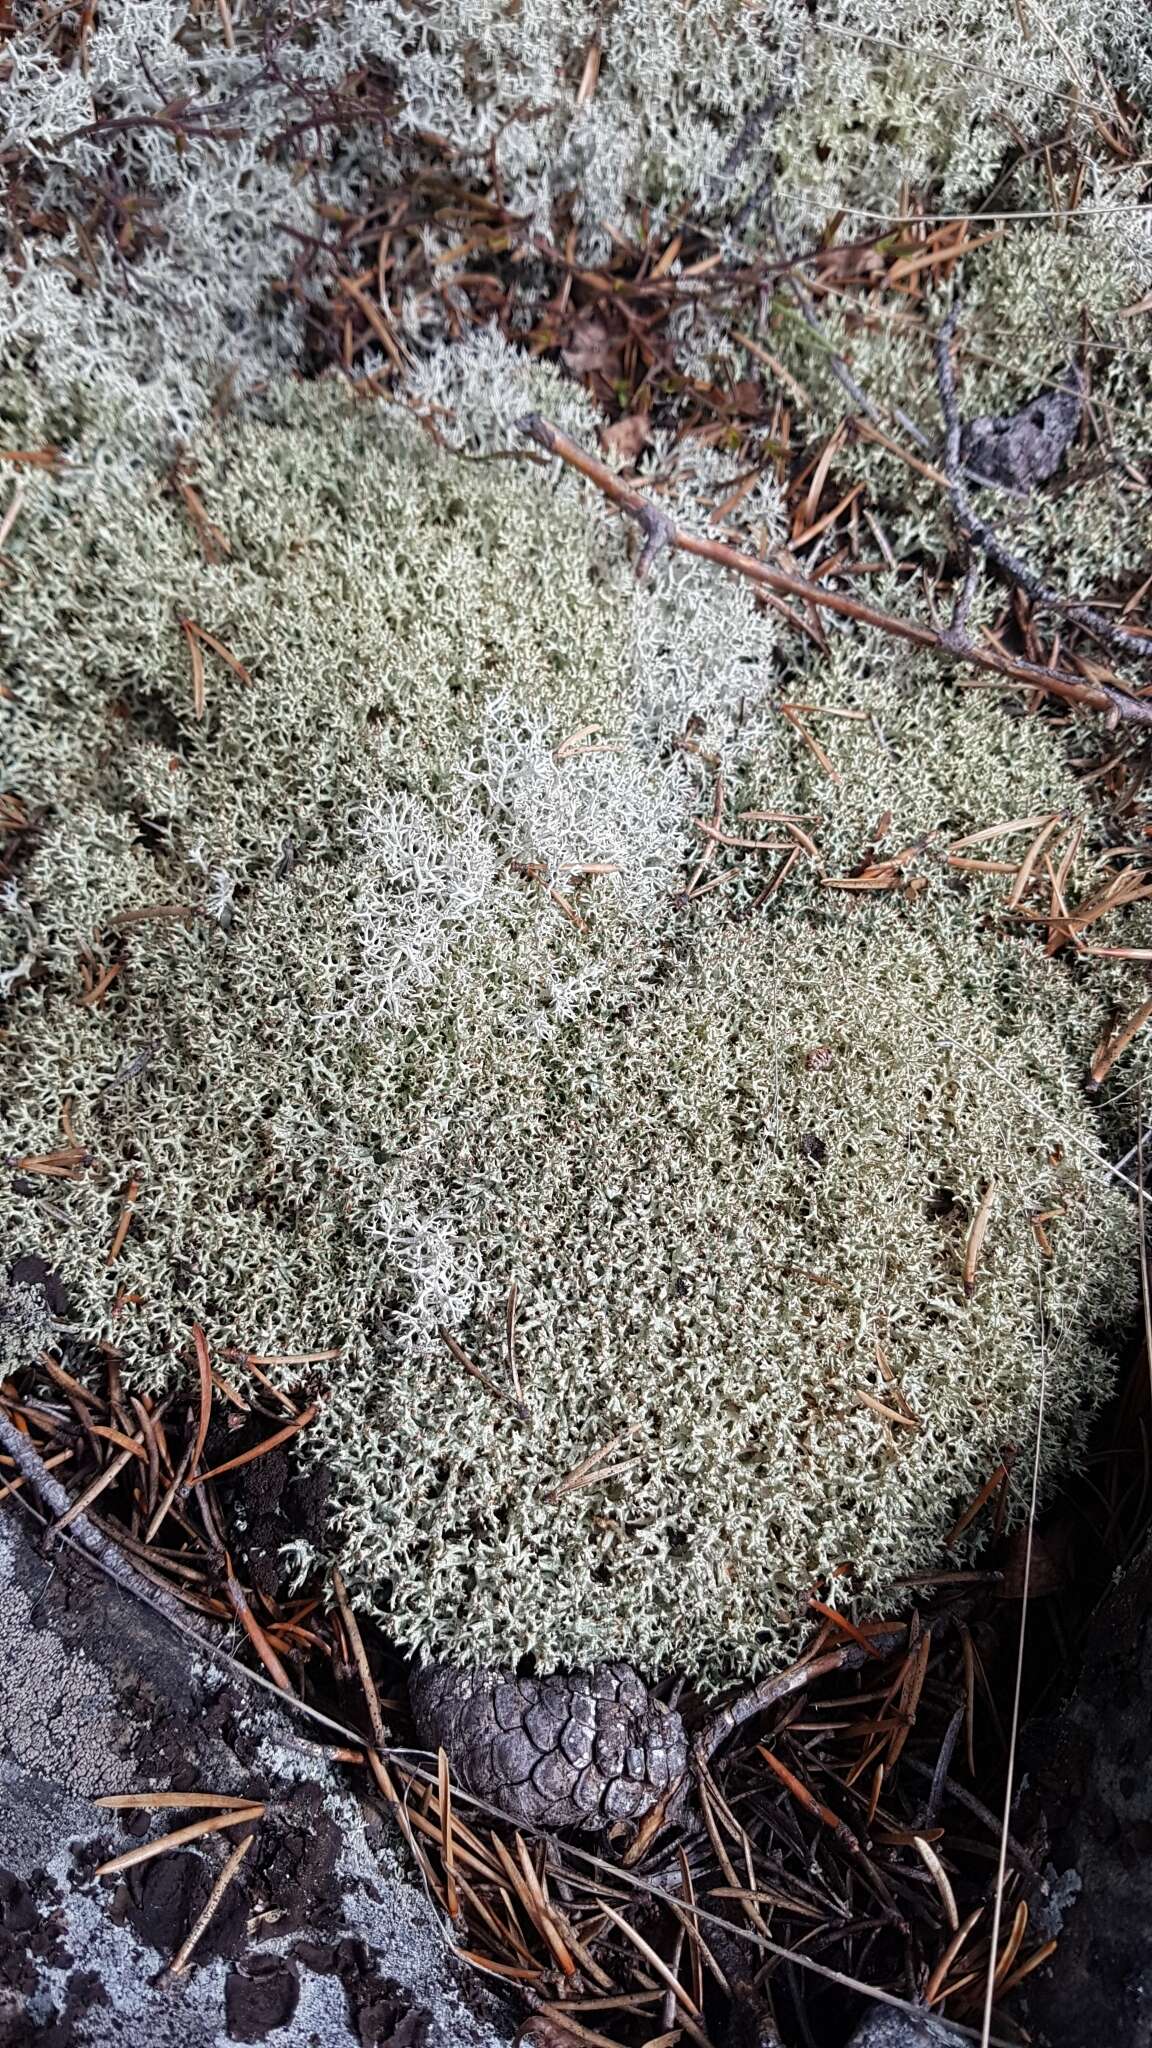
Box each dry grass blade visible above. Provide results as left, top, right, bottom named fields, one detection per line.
left=188, top=1404, right=318, bottom=1486
left=167, top=1828, right=255, bottom=1976
left=978, top=1261, right=1048, bottom=2048
left=94, top=1805, right=264, bottom=1876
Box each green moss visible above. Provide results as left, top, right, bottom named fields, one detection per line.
left=0, top=376, right=1140, bottom=1680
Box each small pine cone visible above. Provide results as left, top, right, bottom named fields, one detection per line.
left=409, top=1660, right=689, bottom=1834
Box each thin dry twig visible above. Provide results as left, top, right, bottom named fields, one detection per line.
left=518, top=416, right=1152, bottom=724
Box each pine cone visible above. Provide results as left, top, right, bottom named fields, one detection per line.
left=409, top=1660, right=688, bottom=1833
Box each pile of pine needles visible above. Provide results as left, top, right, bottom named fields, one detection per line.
left=4, top=1325, right=1148, bottom=2044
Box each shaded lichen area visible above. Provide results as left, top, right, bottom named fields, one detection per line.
left=0, top=372, right=1137, bottom=1681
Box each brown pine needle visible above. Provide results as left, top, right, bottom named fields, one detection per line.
left=505, top=1282, right=523, bottom=1405
left=780, top=704, right=842, bottom=782
left=94, top=1805, right=264, bottom=1876
left=189, top=1323, right=214, bottom=1475
left=947, top=1458, right=1013, bottom=1547
left=807, top=1598, right=884, bottom=1658
left=757, top=1746, right=858, bottom=1846
left=855, top=1387, right=921, bottom=1430
left=438, top=1327, right=527, bottom=1419
left=179, top=617, right=252, bottom=686
left=50, top=1442, right=138, bottom=1535
left=95, top=1791, right=259, bottom=1811
left=181, top=618, right=207, bottom=718
left=924, top=1908, right=984, bottom=2006
left=597, top=1904, right=712, bottom=2048
left=992, top=1898, right=1029, bottom=1987
left=331, top=1564, right=390, bottom=1755
left=188, top=1404, right=318, bottom=1486
left=544, top=1426, right=643, bottom=1500
left=224, top=1569, right=297, bottom=1695
left=995, top=1938, right=1058, bottom=1997
left=105, top=1179, right=140, bottom=1265
left=438, top=1748, right=459, bottom=1921
left=167, top=1828, right=255, bottom=1977
left=1089, top=995, right=1152, bottom=1088
left=914, top=1834, right=959, bottom=1932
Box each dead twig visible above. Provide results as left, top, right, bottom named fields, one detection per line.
left=517, top=416, right=1152, bottom=724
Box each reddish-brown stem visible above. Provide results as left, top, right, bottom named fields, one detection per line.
left=517, top=415, right=1152, bottom=726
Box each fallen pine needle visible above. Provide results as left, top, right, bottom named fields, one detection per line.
left=224, top=1570, right=297, bottom=1695
left=105, top=1179, right=140, bottom=1266
left=1089, top=995, right=1152, bottom=1089
left=924, top=1907, right=984, bottom=2006
left=190, top=1323, right=214, bottom=1476
left=50, top=1443, right=138, bottom=1535
left=167, top=1829, right=256, bottom=1976
left=597, top=1903, right=711, bottom=2046
left=95, top=1791, right=261, bottom=1812
left=914, top=1833, right=959, bottom=1932
left=855, top=1387, right=921, bottom=1431
left=94, top=1805, right=264, bottom=1876
left=188, top=1404, right=318, bottom=1486
left=332, top=1564, right=390, bottom=1755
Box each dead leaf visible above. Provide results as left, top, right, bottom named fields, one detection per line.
left=561, top=314, right=620, bottom=376
left=600, top=413, right=651, bottom=464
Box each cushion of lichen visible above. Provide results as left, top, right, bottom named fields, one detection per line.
left=0, top=376, right=1136, bottom=1678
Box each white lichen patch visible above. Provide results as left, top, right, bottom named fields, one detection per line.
left=0, top=378, right=1139, bottom=1679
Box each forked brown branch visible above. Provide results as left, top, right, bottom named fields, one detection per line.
left=517, top=414, right=1152, bottom=726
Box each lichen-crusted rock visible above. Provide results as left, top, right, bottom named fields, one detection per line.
left=410, top=1662, right=688, bottom=1833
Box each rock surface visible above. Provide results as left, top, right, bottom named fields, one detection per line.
left=1016, top=1534, right=1152, bottom=2046
left=0, top=1502, right=513, bottom=2048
